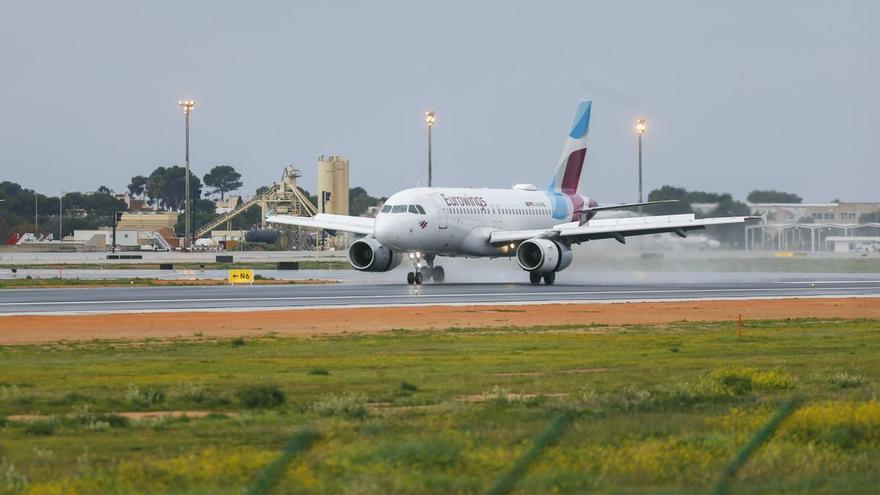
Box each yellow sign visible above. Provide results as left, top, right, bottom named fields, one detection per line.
left=228, top=269, right=254, bottom=284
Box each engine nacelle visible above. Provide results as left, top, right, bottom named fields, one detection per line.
left=516, top=239, right=573, bottom=274
left=348, top=238, right=402, bottom=272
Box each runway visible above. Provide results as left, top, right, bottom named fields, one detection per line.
left=2, top=277, right=880, bottom=315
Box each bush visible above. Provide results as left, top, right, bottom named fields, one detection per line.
left=827, top=371, right=865, bottom=389
left=373, top=437, right=463, bottom=468
left=307, top=368, right=330, bottom=376
left=312, top=393, right=369, bottom=419
left=24, top=419, right=57, bottom=436
left=126, top=385, right=166, bottom=407
left=230, top=337, right=246, bottom=347
left=170, top=381, right=209, bottom=403
left=711, top=367, right=795, bottom=395
left=237, top=385, right=286, bottom=409
left=0, top=385, right=34, bottom=406
left=398, top=381, right=418, bottom=393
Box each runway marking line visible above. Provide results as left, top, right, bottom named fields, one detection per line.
left=2, top=285, right=879, bottom=308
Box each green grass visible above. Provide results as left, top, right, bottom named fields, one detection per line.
left=0, top=277, right=335, bottom=289
left=0, top=319, right=879, bottom=494
left=0, top=260, right=352, bottom=270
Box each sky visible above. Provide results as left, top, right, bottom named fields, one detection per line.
left=1, top=1, right=878, bottom=203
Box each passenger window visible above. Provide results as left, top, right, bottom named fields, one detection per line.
left=381, top=205, right=392, bottom=213
left=415, top=205, right=426, bottom=214
left=392, top=205, right=407, bottom=213
left=408, top=205, right=419, bottom=214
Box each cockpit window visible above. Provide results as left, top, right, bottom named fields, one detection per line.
left=408, top=205, right=419, bottom=214
left=415, top=205, right=426, bottom=214
left=381, top=205, right=392, bottom=213
left=391, top=205, right=407, bottom=213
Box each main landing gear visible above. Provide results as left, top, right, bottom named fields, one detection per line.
left=529, top=271, right=555, bottom=285
left=407, top=252, right=445, bottom=285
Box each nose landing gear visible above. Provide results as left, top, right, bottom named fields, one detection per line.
left=406, top=253, right=445, bottom=285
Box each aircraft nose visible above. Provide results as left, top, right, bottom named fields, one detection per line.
left=373, top=215, right=393, bottom=243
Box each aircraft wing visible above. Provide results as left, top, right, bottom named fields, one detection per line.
left=266, top=213, right=375, bottom=235
left=489, top=213, right=759, bottom=245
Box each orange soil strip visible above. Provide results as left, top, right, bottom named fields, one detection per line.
left=1, top=297, right=878, bottom=346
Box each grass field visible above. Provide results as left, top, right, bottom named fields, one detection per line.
left=0, top=277, right=335, bottom=289
left=1, top=318, right=878, bottom=494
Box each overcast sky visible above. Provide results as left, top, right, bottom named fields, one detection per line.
left=1, top=1, right=877, bottom=203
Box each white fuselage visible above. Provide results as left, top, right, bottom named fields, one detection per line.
left=373, top=186, right=587, bottom=257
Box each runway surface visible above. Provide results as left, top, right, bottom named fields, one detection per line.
left=2, top=276, right=880, bottom=315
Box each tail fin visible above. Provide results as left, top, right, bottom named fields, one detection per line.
left=549, top=99, right=591, bottom=195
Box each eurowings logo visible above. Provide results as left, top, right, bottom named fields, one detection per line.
left=419, top=220, right=428, bottom=229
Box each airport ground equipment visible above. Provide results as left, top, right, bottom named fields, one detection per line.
left=196, top=166, right=318, bottom=238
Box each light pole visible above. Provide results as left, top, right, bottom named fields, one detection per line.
left=425, top=110, right=436, bottom=187
left=58, top=191, right=65, bottom=241
left=178, top=100, right=196, bottom=250
left=34, top=193, right=38, bottom=234
left=636, top=118, right=647, bottom=204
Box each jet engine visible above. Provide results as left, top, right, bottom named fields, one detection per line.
left=515, top=239, right=572, bottom=274
left=348, top=238, right=402, bottom=272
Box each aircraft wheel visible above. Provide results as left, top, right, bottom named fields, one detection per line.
left=529, top=272, right=542, bottom=285
left=414, top=271, right=423, bottom=285
left=543, top=272, right=556, bottom=285
left=419, top=266, right=432, bottom=281
left=432, top=266, right=445, bottom=283
left=407, top=272, right=415, bottom=285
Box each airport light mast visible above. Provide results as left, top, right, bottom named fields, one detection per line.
left=58, top=191, right=65, bottom=241
left=636, top=117, right=647, bottom=205
left=178, top=100, right=196, bottom=250
left=425, top=110, right=436, bottom=187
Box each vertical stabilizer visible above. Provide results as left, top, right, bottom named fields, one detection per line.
left=549, top=100, right=591, bottom=195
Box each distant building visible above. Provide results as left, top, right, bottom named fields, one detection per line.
left=749, top=202, right=880, bottom=223
left=745, top=202, right=880, bottom=252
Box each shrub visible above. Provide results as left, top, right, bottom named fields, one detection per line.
left=711, top=367, right=795, bottom=395
left=230, top=337, right=246, bottom=347
left=784, top=400, right=880, bottom=448
left=0, top=461, right=28, bottom=490
left=237, top=385, right=286, bottom=409
left=307, top=368, right=330, bottom=376
left=398, top=381, right=418, bottom=393
left=126, top=385, right=166, bottom=407
left=312, top=392, right=369, bottom=419
left=24, top=419, right=57, bottom=436
left=481, top=385, right=517, bottom=404
left=373, top=437, right=463, bottom=468
left=171, top=381, right=209, bottom=404
left=0, top=385, right=34, bottom=405
left=67, top=404, right=130, bottom=430
left=827, top=371, right=865, bottom=389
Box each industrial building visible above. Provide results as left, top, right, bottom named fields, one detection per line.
left=745, top=202, right=880, bottom=253
left=317, top=155, right=350, bottom=215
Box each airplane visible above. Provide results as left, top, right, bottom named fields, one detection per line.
left=268, top=100, right=757, bottom=285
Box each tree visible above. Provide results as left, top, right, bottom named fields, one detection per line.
left=178, top=198, right=217, bottom=234
left=349, top=187, right=385, bottom=216
left=747, top=190, right=802, bottom=204
left=203, top=165, right=243, bottom=200
left=145, top=166, right=202, bottom=211
left=96, top=185, right=112, bottom=194
left=644, top=185, right=693, bottom=215
left=128, top=175, right=148, bottom=198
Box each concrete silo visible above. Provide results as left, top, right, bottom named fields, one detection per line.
left=317, top=155, right=349, bottom=215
